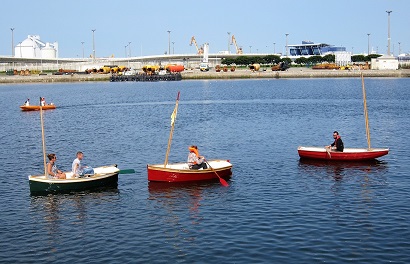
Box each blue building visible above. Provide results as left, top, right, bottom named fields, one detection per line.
left=289, top=41, right=346, bottom=56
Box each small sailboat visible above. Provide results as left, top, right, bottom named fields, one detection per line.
left=28, top=98, right=120, bottom=194
left=298, top=73, right=389, bottom=161
left=146, top=92, right=232, bottom=185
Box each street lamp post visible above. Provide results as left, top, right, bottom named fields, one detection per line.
left=91, top=29, right=96, bottom=61
left=81, top=41, right=84, bottom=58
left=172, top=42, right=175, bottom=54
left=386, top=11, right=392, bottom=56
left=227, top=32, right=231, bottom=54
left=11, top=28, right=15, bottom=57
left=128, top=42, right=132, bottom=57
left=367, top=33, right=371, bottom=55
left=125, top=44, right=128, bottom=58
left=285, top=33, right=289, bottom=56
left=167, top=30, right=171, bottom=55
left=273, top=42, right=276, bottom=54
left=249, top=46, right=252, bottom=53
left=398, top=42, right=401, bottom=55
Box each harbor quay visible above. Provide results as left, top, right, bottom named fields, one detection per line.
left=1, top=68, right=409, bottom=84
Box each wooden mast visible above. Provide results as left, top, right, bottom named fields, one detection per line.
left=39, top=97, right=47, bottom=175
left=164, top=91, right=180, bottom=167
left=361, top=73, right=371, bottom=150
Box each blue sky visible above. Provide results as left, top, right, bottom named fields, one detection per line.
left=0, top=0, right=408, bottom=58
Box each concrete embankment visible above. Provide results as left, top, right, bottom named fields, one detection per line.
left=181, top=68, right=410, bottom=79
left=1, top=68, right=409, bottom=84
left=0, top=74, right=110, bottom=84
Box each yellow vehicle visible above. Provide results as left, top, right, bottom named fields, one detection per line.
left=142, top=65, right=160, bottom=74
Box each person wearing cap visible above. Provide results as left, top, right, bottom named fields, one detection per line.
left=187, top=145, right=208, bottom=170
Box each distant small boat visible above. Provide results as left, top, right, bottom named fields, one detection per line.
left=147, top=160, right=233, bottom=183
left=20, top=105, right=56, bottom=111
left=298, top=146, right=389, bottom=161
left=29, top=164, right=120, bottom=194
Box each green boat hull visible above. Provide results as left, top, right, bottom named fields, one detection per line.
left=29, top=173, right=118, bottom=195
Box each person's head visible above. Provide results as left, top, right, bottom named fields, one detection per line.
left=47, top=153, right=57, bottom=161
left=188, top=145, right=199, bottom=156
left=76, top=151, right=83, bottom=160
left=333, top=131, right=339, bottom=138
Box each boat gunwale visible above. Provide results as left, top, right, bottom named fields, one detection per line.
left=29, top=172, right=119, bottom=183
left=147, top=160, right=232, bottom=173
left=298, top=146, right=390, bottom=153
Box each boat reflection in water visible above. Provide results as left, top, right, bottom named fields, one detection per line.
left=148, top=181, right=224, bottom=227
left=298, top=158, right=388, bottom=182
left=29, top=189, right=119, bottom=251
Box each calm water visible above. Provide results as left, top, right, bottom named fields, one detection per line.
left=0, top=78, right=409, bottom=263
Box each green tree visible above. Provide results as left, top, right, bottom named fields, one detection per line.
left=294, top=57, right=308, bottom=65
left=234, top=56, right=250, bottom=65
left=307, top=56, right=323, bottom=64
left=352, top=55, right=366, bottom=62
left=322, top=54, right=335, bottom=63
left=263, top=55, right=281, bottom=64
left=282, top=57, right=292, bottom=64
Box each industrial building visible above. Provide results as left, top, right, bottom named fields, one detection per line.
left=289, top=41, right=346, bottom=56
left=14, top=35, right=58, bottom=59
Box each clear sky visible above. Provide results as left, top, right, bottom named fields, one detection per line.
left=0, top=0, right=408, bottom=58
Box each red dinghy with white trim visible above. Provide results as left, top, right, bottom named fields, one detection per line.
left=298, top=73, right=389, bottom=162
left=298, top=146, right=389, bottom=161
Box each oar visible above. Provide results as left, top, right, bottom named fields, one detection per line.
left=118, top=169, right=135, bottom=174
left=205, top=160, right=229, bottom=187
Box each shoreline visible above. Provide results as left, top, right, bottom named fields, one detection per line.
left=1, top=68, right=409, bottom=84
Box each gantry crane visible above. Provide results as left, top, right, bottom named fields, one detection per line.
left=190, top=36, right=204, bottom=55
left=231, top=35, right=243, bottom=54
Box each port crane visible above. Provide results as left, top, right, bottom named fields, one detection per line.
left=231, top=35, right=243, bottom=54
left=190, top=36, right=204, bottom=55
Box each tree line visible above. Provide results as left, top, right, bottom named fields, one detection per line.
left=221, top=54, right=382, bottom=66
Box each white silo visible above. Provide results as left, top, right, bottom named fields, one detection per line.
left=42, top=43, right=56, bottom=59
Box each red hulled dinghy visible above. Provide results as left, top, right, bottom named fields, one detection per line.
left=298, top=73, right=389, bottom=162
left=147, top=159, right=232, bottom=183
left=298, top=146, right=389, bottom=161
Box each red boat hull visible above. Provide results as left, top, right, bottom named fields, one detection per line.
left=298, top=146, right=389, bottom=161
left=147, top=160, right=232, bottom=182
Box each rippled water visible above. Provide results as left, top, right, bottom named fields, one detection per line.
left=0, top=78, right=409, bottom=263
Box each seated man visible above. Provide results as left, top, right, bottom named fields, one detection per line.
left=72, top=151, right=94, bottom=177
left=326, top=131, right=344, bottom=152
left=187, top=145, right=208, bottom=170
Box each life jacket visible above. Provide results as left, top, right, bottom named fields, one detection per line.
left=188, top=147, right=199, bottom=164
left=333, top=135, right=340, bottom=145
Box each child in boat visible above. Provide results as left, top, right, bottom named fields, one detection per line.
left=40, top=97, right=46, bottom=106
left=47, top=153, right=66, bottom=179
left=24, top=98, right=30, bottom=106
left=187, top=145, right=208, bottom=170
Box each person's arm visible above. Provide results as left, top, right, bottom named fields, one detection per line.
left=47, top=163, right=54, bottom=176
left=73, top=162, right=79, bottom=175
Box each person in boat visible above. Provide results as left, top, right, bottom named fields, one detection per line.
left=24, top=98, right=30, bottom=106
left=326, top=131, right=344, bottom=152
left=46, top=153, right=66, bottom=179
left=187, top=145, right=208, bottom=170
left=72, top=151, right=94, bottom=177
left=40, top=97, right=46, bottom=106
